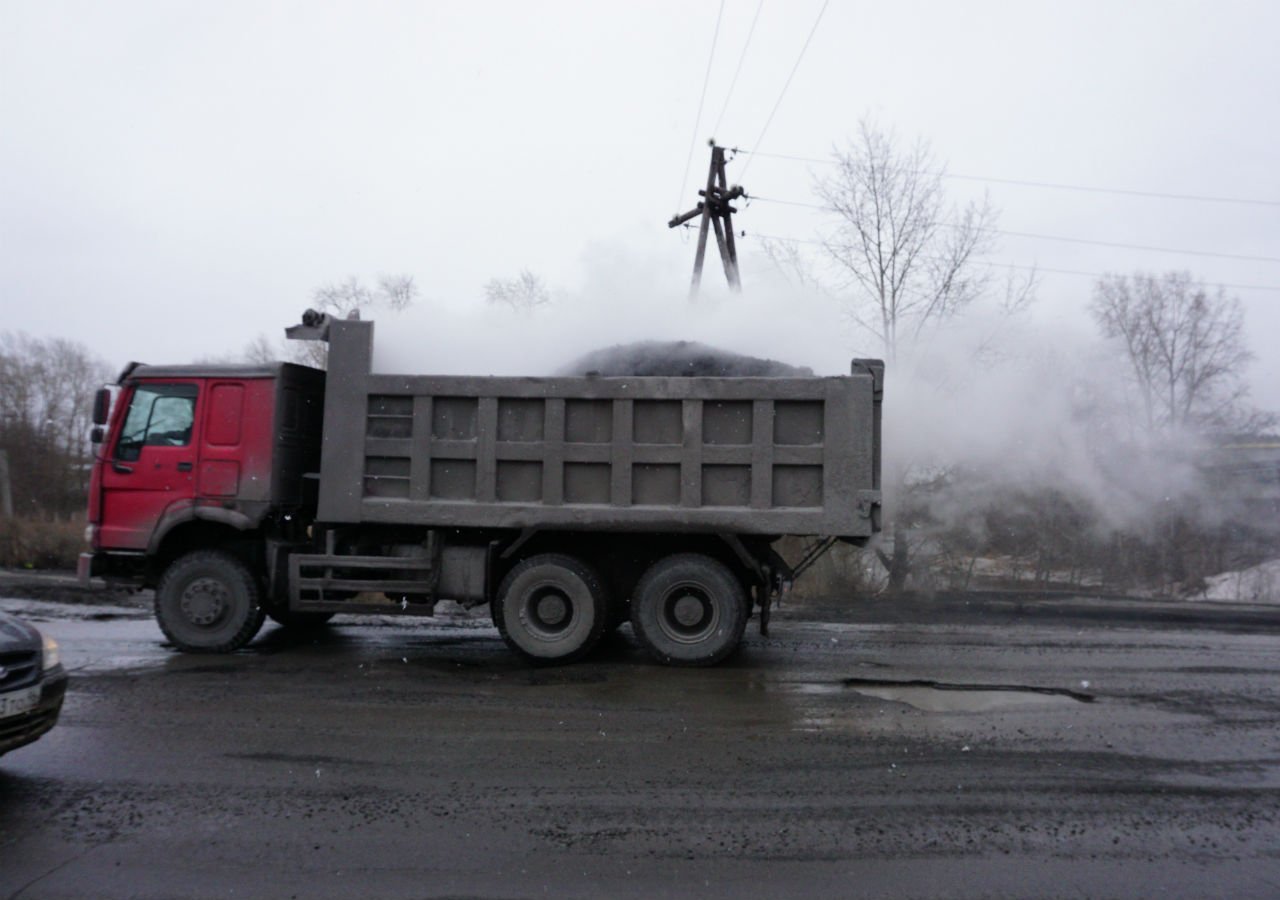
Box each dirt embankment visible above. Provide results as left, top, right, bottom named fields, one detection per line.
left=0, top=569, right=146, bottom=608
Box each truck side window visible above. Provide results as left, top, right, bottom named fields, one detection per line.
left=115, top=384, right=198, bottom=461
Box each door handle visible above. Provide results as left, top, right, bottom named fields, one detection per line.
left=112, top=462, right=133, bottom=474
left=177, top=462, right=193, bottom=472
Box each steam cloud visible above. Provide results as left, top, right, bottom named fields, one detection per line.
left=369, top=248, right=1273, bottom=591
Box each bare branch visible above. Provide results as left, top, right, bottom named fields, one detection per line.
left=814, top=117, right=1005, bottom=361
left=757, top=237, right=831, bottom=295
left=1092, top=270, right=1261, bottom=432
left=313, top=273, right=419, bottom=319
left=0, top=332, right=111, bottom=517
left=377, top=274, right=419, bottom=312
left=484, top=269, right=552, bottom=313
left=300, top=273, right=418, bottom=368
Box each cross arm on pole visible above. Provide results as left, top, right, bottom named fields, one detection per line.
left=669, top=142, right=748, bottom=296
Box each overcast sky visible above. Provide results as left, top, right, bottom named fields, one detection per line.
left=2, top=1, right=1276, bottom=407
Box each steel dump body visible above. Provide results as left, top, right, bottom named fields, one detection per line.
left=317, top=319, right=882, bottom=539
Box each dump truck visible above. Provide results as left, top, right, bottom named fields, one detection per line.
left=79, top=311, right=883, bottom=666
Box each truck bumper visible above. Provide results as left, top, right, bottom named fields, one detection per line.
left=77, top=551, right=146, bottom=588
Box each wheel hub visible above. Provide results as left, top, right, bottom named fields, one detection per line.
left=524, top=585, right=575, bottom=637
left=672, top=593, right=705, bottom=627
left=661, top=583, right=718, bottom=643
left=181, top=577, right=229, bottom=627
left=534, top=591, right=570, bottom=627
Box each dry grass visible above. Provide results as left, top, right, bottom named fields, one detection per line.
left=0, top=516, right=86, bottom=570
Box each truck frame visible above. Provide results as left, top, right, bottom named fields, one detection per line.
left=81, top=311, right=883, bottom=666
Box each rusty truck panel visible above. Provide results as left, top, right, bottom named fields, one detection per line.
left=317, top=319, right=881, bottom=538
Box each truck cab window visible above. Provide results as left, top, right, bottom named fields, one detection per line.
left=115, top=384, right=198, bottom=461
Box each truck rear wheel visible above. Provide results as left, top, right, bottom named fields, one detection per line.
left=494, top=554, right=608, bottom=664
left=630, top=554, right=748, bottom=666
left=155, top=551, right=266, bottom=653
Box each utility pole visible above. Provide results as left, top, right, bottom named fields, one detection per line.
left=668, top=142, right=745, bottom=297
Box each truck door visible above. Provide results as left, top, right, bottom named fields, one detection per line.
left=98, top=382, right=201, bottom=550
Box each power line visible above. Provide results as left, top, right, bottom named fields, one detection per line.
left=675, top=0, right=726, bottom=217
left=742, top=231, right=1280, bottom=293
left=942, top=172, right=1280, bottom=208
left=994, top=227, right=1280, bottom=265
left=737, top=0, right=829, bottom=182
left=747, top=196, right=1280, bottom=264
left=735, top=149, right=1280, bottom=208
left=711, top=0, right=766, bottom=139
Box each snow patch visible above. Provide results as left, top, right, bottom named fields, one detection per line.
left=1199, top=559, right=1280, bottom=604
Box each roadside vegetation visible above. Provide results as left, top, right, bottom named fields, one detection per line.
left=764, top=118, right=1278, bottom=602
left=0, top=516, right=85, bottom=570
left=0, top=332, right=109, bottom=569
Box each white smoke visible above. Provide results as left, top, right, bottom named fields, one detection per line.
left=370, top=245, right=1222, bottom=539
left=373, top=253, right=859, bottom=378
left=886, top=317, right=1207, bottom=533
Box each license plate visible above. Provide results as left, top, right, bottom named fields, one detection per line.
left=0, top=685, right=40, bottom=718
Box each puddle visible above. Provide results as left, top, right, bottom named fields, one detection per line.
left=781, top=678, right=1093, bottom=713
left=842, top=678, right=1093, bottom=712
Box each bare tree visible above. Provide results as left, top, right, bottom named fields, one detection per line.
left=798, top=120, right=1010, bottom=592
left=298, top=273, right=420, bottom=368
left=376, top=274, right=418, bottom=312
left=757, top=238, right=830, bottom=293
left=0, top=332, right=111, bottom=517
left=484, top=269, right=551, bottom=314
left=1092, top=270, right=1261, bottom=432
left=192, top=334, right=283, bottom=366
left=817, top=119, right=998, bottom=362
left=312, top=274, right=419, bottom=319
left=241, top=334, right=281, bottom=365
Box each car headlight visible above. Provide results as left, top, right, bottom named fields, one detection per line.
left=42, top=634, right=60, bottom=671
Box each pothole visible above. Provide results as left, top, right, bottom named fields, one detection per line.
left=842, top=677, right=1094, bottom=712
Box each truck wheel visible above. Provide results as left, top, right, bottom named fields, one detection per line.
left=494, top=554, right=608, bottom=664
left=630, top=554, right=748, bottom=666
left=265, top=608, right=335, bottom=631
left=155, top=551, right=267, bottom=653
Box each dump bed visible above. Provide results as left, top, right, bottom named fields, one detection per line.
left=315, top=319, right=882, bottom=539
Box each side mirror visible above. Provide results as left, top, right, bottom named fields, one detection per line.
left=92, top=387, right=111, bottom=426
left=91, top=426, right=105, bottom=444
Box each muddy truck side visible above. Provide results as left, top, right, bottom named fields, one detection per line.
left=80, top=312, right=883, bottom=666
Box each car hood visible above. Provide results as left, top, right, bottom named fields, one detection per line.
left=0, top=611, right=41, bottom=652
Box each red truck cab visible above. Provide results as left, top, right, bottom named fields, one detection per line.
left=81, top=363, right=324, bottom=590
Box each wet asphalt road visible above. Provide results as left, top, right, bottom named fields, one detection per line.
left=2, top=594, right=1280, bottom=899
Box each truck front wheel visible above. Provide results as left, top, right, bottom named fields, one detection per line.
left=630, top=554, right=748, bottom=666
left=494, top=554, right=608, bottom=664
left=155, top=551, right=267, bottom=653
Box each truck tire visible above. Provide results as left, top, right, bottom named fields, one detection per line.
left=630, top=554, right=748, bottom=666
left=155, top=551, right=267, bottom=653
left=494, top=554, right=608, bottom=664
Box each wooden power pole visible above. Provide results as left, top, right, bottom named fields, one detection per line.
left=668, top=143, right=745, bottom=297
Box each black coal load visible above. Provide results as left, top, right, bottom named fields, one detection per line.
left=561, top=341, right=812, bottom=378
